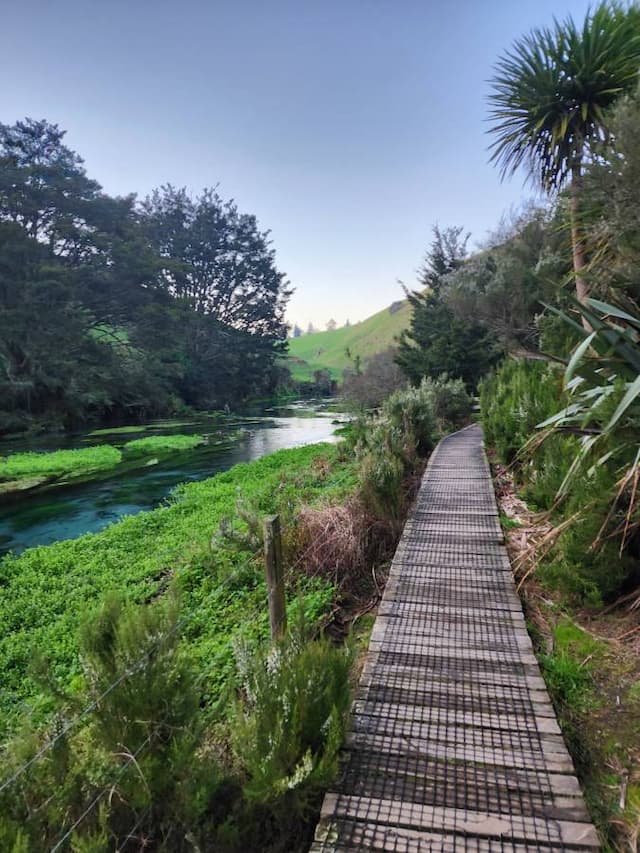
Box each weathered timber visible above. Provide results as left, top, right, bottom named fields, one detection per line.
left=311, top=425, right=599, bottom=851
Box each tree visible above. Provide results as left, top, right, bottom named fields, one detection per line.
left=396, top=226, right=499, bottom=389
left=326, top=318, right=337, bottom=331
left=0, top=119, right=293, bottom=431
left=488, top=2, right=640, bottom=307
left=443, top=206, right=568, bottom=352
left=580, top=85, right=640, bottom=301
left=292, top=323, right=302, bottom=338
left=140, top=185, right=291, bottom=407
left=342, top=348, right=405, bottom=408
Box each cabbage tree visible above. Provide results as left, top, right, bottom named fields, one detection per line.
left=488, top=3, right=640, bottom=306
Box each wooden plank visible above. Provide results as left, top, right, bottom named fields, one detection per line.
left=349, top=715, right=571, bottom=758
left=318, top=794, right=600, bottom=848
left=312, top=819, right=593, bottom=852
left=345, top=731, right=575, bottom=774
left=311, top=426, right=598, bottom=851
left=355, top=675, right=558, bottom=717
left=352, top=699, right=562, bottom=736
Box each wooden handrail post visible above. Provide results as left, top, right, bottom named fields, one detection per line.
left=263, top=514, right=287, bottom=640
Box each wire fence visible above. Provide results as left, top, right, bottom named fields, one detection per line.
left=49, top=736, right=151, bottom=853
left=0, top=521, right=347, bottom=849
left=0, top=547, right=262, bottom=796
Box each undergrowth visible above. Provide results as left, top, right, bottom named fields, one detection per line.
left=0, top=381, right=452, bottom=850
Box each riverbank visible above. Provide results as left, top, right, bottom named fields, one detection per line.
left=0, top=378, right=473, bottom=851
left=0, top=405, right=341, bottom=556
left=0, top=442, right=358, bottom=734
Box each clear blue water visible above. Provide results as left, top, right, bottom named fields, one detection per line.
left=0, top=403, right=342, bottom=555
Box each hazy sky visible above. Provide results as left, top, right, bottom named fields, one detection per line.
left=3, top=0, right=593, bottom=328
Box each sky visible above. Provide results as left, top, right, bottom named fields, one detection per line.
left=2, top=0, right=594, bottom=329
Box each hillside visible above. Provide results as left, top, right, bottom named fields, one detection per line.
left=287, top=299, right=412, bottom=381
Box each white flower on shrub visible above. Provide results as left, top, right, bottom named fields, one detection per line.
left=277, top=749, right=315, bottom=791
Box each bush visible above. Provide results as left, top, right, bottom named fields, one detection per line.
left=480, top=358, right=563, bottom=463
left=381, top=382, right=438, bottom=457
left=481, top=355, right=640, bottom=603
left=227, top=621, right=352, bottom=850
left=0, top=594, right=222, bottom=851
left=420, top=374, right=473, bottom=432
left=231, top=624, right=352, bottom=805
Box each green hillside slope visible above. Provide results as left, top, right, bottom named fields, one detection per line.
left=287, top=300, right=412, bottom=381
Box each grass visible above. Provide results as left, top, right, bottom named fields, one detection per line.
left=0, top=445, right=122, bottom=482
left=287, top=300, right=412, bottom=381
left=121, top=434, right=204, bottom=457
left=541, top=619, right=602, bottom=712
left=0, top=443, right=359, bottom=734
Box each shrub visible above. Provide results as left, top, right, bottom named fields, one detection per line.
left=231, top=625, right=351, bottom=804
left=420, top=374, right=473, bottom=432
left=382, top=383, right=438, bottom=457
left=0, top=594, right=222, bottom=850
left=480, top=358, right=563, bottom=463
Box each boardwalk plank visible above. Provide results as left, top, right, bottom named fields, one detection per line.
left=311, top=425, right=599, bottom=851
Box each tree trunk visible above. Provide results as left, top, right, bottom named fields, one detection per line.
left=569, top=164, right=591, bottom=330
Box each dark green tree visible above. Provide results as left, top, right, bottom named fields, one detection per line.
left=140, top=185, right=291, bottom=407
left=396, top=226, right=499, bottom=389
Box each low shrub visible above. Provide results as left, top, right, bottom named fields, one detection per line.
left=482, top=354, right=640, bottom=603
left=229, top=620, right=352, bottom=847
left=382, top=383, right=438, bottom=457
left=420, top=374, right=473, bottom=432
left=0, top=594, right=222, bottom=851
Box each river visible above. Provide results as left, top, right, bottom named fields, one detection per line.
left=0, top=402, right=342, bottom=556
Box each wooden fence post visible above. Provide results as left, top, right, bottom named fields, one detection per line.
left=263, top=514, right=287, bottom=640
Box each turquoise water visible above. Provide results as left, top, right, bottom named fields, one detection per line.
left=0, top=403, right=341, bottom=555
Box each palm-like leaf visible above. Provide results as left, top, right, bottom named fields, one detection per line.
left=488, top=2, right=640, bottom=191
left=538, top=298, right=640, bottom=521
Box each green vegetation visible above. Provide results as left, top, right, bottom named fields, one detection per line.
left=488, top=2, right=640, bottom=308
left=87, top=425, right=147, bottom=436
left=397, top=226, right=501, bottom=390
left=0, top=121, right=290, bottom=437
left=0, top=595, right=354, bottom=852
left=231, top=622, right=352, bottom=806
left=0, top=445, right=122, bottom=482
left=0, top=434, right=207, bottom=496
left=287, top=300, right=411, bottom=381
left=0, top=376, right=453, bottom=850
left=121, top=433, right=205, bottom=457
left=471, top=7, right=640, bottom=845
left=0, top=443, right=356, bottom=729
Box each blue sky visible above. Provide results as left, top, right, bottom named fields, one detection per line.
left=2, top=0, right=593, bottom=328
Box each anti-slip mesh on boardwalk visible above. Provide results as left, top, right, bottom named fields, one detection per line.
left=310, top=425, right=599, bottom=852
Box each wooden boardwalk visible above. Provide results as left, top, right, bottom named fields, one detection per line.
left=311, top=425, right=599, bottom=851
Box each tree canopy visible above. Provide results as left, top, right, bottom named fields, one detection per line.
left=0, top=119, right=291, bottom=433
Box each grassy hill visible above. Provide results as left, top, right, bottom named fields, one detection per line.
left=287, top=299, right=412, bottom=382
